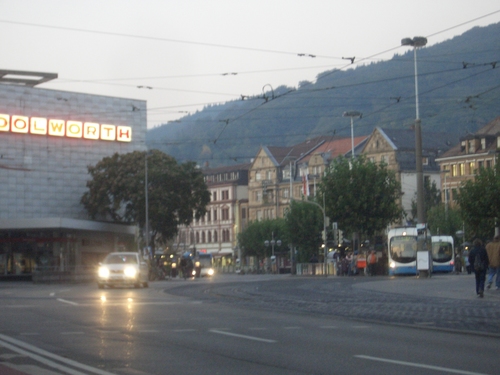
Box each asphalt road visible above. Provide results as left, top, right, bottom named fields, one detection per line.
left=0, top=273, right=498, bottom=375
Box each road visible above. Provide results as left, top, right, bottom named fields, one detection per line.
left=0, top=273, right=498, bottom=375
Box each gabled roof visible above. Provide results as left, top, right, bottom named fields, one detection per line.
left=378, top=127, right=453, bottom=153
left=263, top=136, right=332, bottom=166
left=300, top=135, right=368, bottom=164
left=437, top=116, right=500, bottom=160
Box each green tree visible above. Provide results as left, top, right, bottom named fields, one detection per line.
left=456, top=157, right=500, bottom=238
left=81, top=150, right=210, bottom=252
left=238, top=219, right=287, bottom=259
left=285, top=200, right=324, bottom=262
left=426, top=204, right=463, bottom=240
left=318, top=155, right=402, bottom=238
left=410, top=178, right=441, bottom=224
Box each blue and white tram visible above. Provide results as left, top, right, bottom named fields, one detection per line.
left=387, top=227, right=430, bottom=275
left=431, top=235, right=454, bottom=273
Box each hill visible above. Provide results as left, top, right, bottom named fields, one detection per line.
left=146, top=22, right=500, bottom=167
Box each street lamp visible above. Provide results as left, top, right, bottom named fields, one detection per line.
left=265, top=232, right=281, bottom=274
left=401, top=36, right=427, bottom=224
left=440, top=169, right=450, bottom=220
left=145, top=151, right=153, bottom=260
left=343, top=111, right=362, bottom=158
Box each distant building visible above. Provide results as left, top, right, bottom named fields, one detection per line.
left=0, top=70, right=146, bottom=280
left=174, top=163, right=249, bottom=263
left=248, top=135, right=368, bottom=222
left=436, top=116, right=500, bottom=206
left=361, top=127, right=452, bottom=222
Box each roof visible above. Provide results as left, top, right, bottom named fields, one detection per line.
left=379, top=128, right=453, bottom=153
left=300, top=135, right=369, bottom=164
left=0, top=69, right=58, bottom=87
left=437, top=116, right=500, bottom=160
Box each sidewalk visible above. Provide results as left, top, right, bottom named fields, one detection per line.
left=354, top=272, right=500, bottom=301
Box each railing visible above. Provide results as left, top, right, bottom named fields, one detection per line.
left=32, top=266, right=96, bottom=283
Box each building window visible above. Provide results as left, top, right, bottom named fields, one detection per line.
left=422, top=157, right=429, bottom=166
left=486, top=159, right=492, bottom=168
left=256, top=171, right=261, bottom=181
left=468, top=161, right=475, bottom=175
left=212, top=191, right=217, bottom=201
left=207, top=211, right=211, bottom=222
left=208, top=231, right=212, bottom=243
left=266, top=170, right=272, bottom=180
left=459, top=163, right=465, bottom=176
left=222, top=229, right=230, bottom=242
left=222, top=207, right=229, bottom=221
left=257, top=210, right=262, bottom=220
left=202, top=232, right=206, bottom=243
left=255, top=191, right=262, bottom=202
left=213, top=230, right=218, bottom=243
left=283, top=188, right=289, bottom=198
left=451, top=164, right=458, bottom=177
left=213, top=209, right=218, bottom=221
left=241, top=208, right=246, bottom=219
left=478, top=160, right=484, bottom=169
left=222, top=190, right=229, bottom=200
left=196, top=232, right=200, bottom=244
left=481, top=138, right=486, bottom=150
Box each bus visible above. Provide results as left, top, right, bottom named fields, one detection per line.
left=387, top=226, right=431, bottom=276
left=431, top=235, right=454, bottom=273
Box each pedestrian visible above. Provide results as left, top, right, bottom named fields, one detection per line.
left=454, top=252, right=462, bottom=274
left=367, top=250, right=377, bottom=276
left=468, top=238, right=489, bottom=298
left=485, top=235, right=500, bottom=290
left=462, top=248, right=471, bottom=274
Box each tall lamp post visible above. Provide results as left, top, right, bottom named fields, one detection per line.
left=401, top=36, right=427, bottom=225
left=264, top=232, right=281, bottom=273
left=145, top=151, right=152, bottom=260
left=343, top=111, right=363, bottom=158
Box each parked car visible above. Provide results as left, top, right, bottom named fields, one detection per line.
left=97, top=252, right=149, bottom=289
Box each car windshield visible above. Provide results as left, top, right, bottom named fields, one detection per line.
left=103, top=254, right=138, bottom=265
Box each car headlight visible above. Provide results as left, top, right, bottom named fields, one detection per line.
left=98, top=267, right=110, bottom=278
left=192, top=270, right=197, bottom=276
left=389, top=261, right=396, bottom=269
left=207, top=268, right=214, bottom=276
left=124, top=266, right=137, bottom=278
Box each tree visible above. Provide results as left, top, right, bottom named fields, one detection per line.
left=456, top=157, right=500, bottom=239
left=426, top=204, right=463, bottom=240
left=238, top=219, right=288, bottom=260
left=285, top=200, right=324, bottom=263
left=81, top=150, right=210, bottom=252
left=318, top=155, right=402, bottom=239
left=410, top=178, right=441, bottom=224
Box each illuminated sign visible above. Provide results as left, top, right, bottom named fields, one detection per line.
left=0, top=114, right=132, bottom=142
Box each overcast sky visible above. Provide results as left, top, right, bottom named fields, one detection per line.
left=1, top=0, right=499, bottom=128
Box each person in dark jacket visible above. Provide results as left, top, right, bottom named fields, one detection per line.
left=468, top=238, right=490, bottom=298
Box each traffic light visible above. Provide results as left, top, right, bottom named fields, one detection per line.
left=338, top=230, right=343, bottom=244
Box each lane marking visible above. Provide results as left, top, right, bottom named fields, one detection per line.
left=0, top=333, right=116, bottom=375
left=60, top=332, right=85, bottom=335
left=57, top=298, right=79, bottom=306
left=355, top=355, right=488, bottom=375
left=138, top=330, right=160, bottom=333
left=209, top=329, right=276, bottom=343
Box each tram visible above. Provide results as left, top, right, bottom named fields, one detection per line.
left=431, top=235, right=454, bottom=273
left=387, top=226, right=431, bottom=275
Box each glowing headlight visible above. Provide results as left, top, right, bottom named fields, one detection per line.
left=389, top=261, right=396, bottom=269
left=192, top=270, right=197, bottom=276
left=98, top=267, right=110, bottom=278
left=207, top=268, right=214, bottom=276
left=124, top=266, right=137, bottom=278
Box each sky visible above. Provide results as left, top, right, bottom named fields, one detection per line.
left=1, top=0, right=500, bottom=129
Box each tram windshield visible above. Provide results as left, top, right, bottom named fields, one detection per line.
left=432, top=241, right=453, bottom=263
left=390, top=236, right=418, bottom=263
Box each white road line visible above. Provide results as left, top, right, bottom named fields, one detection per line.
left=209, top=329, right=277, bottom=343
left=60, top=332, right=85, bottom=335
left=0, top=333, right=116, bottom=375
left=57, top=298, right=79, bottom=306
left=355, top=355, right=488, bottom=375
left=138, top=330, right=160, bottom=333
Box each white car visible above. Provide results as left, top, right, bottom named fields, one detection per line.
left=97, top=252, right=149, bottom=289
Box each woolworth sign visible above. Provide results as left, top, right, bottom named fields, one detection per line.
left=0, top=114, right=132, bottom=142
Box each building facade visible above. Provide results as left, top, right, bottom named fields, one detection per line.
left=0, top=71, right=146, bottom=280
left=175, top=164, right=249, bottom=264
left=436, top=116, right=500, bottom=206
left=361, top=127, right=452, bottom=222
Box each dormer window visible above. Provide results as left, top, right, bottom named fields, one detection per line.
left=481, top=138, right=486, bottom=150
